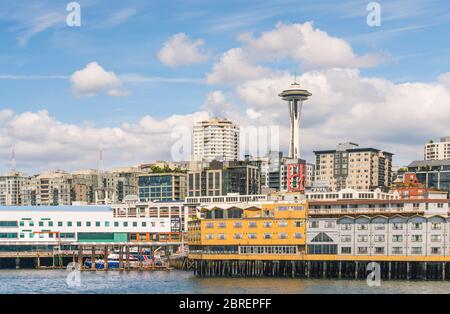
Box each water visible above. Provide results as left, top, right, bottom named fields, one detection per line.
left=1, top=269, right=450, bottom=294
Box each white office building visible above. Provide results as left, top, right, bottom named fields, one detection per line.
left=424, top=136, right=450, bottom=160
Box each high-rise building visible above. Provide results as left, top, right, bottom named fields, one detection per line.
left=0, top=171, right=27, bottom=206
left=21, top=170, right=73, bottom=206
left=187, top=161, right=260, bottom=197
left=192, top=118, right=239, bottom=162
left=424, top=136, right=450, bottom=160
left=314, top=142, right=393, bottom=191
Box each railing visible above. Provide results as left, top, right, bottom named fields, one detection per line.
left=308, top=208, right=425, bottom=215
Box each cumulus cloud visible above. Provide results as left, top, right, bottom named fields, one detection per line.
left=158, top=33, right=210, bottom=67
left=207, top=22, right=384, bottom=84
left=70, top=62, right=128, bottom=97
left=0, top=109, right=210, bottom=174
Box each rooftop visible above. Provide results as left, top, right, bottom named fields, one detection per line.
left=0, top=205, right=111, bottom=212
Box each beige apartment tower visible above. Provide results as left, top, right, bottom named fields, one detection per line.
left=192, top=118, right=239, bottom=162
left=314, top=142, right=393, bottom=191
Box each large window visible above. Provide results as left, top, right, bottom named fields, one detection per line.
left=307, top=244, right=337, bottom=255
left=0, top=221, right=17, bottom=228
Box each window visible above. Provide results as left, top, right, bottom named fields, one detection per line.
left=294, top=221, right=303, bottom=228
left=341, top=247, right=351, bottom=254
left=96, top=222, right=100, bottom=227
left=341, top=235, right=352, bottom=242
left=374, top=247, right=385, bottom=254
left=218, top=234, right=226, bottom=240
left=218, top=222, right=226, bottom=228
left=77, top=222, right=82, bottom=227
left=248, top=222, right=257, bottom=228
left=357, top=235, right=368, bottom=242
left=141, top=222, right=146, bottom=227
left=48, top=222, right=53, bottom=227
left=392, top=223, right=403, bottom=230
left=264, top=233, right=272, bottom=239
left=374, top=235, right=385, bottom=242
left=340, top=224, right=351, bottom=230
left=263, top=222, right=272, bottom=228
left=105, top=222, right=110, bottom=227
left=248, top=233, right=257, bottom=239
left=39, top=222, right=44, bottom=227
left=411, top=222, right=422, bottom=230
left=431, top=235, right=441, bottom=242
left=206, top=222, right=214, bottom=229
left=411, top=247, right=422, bottom=255
left=309, top=221, right=319, bottom=228
left=431, top=247, right=441, bottom=254
left=114, top=222, right=119, bottom=227
left=205, top=234, right=214, bottom=240
left=324, top=221, right=335, bottom=228
left=123, top=222, right=128, bottom=227
left=392, top=235, right=403, bottom=242
left=357, top=224, right=368, bottom=230
left=58, top=222, right=63, bottom=227
left=357, top=247, right=368, bottom=254
left=86, top=222, right=91, bottom=227
left=132, top=222, right=137, bottom=227
left=0, top=221, right=18, bottom=227
left=411, top=235, right=422, bottom=242
left=234, top=222, right=242, bottom=228
left=234, top=233, right=243, bottom=239
left=392, top=247, right=403, bottom=254
left=67, top=222, right=72, bottom=227
left=374, top=224, right=385, bottom=230
left=278, top=233, right=288, bottom=239
left=431, top=223, right=441, bottom=230
left=294, top=233, right=302, bottom=239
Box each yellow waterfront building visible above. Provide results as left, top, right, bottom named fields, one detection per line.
left=187, top=201, right=307, bottom=260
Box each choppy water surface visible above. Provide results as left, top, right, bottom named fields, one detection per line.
left=0, top=269, right=449, bottom=294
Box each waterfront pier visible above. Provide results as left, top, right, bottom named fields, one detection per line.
left=191, top=259, right=450, bottom=280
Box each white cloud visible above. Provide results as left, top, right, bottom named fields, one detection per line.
left=158, top=33, right=210, bottom=67
left=207, top=22, right=384, bottom=84
left=70, top=62, right=128, bottom=97
left=201, top=90, right=239, bottom=117
left=230, top=68, right=450, bottom=165
left=0, top=109, right=210, bottom=174
left=438, top=72, right=450, bottom=87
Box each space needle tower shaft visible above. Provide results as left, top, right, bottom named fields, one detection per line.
left=278, top=82, right=312, bottom=159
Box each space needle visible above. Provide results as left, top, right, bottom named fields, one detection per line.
left=278, top=80, right=312, bottom=159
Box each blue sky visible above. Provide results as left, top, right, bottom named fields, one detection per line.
left=1, top=0, right=450, bottom=173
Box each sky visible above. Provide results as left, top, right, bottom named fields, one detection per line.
left=1, top=0, right=450, bottom=174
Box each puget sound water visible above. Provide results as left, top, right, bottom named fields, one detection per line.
left=1, top=269, right=450, bottom=293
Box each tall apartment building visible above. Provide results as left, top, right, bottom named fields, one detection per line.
left=21, top=170, right=73, bottom=206
left=72, top=168, right=142, bottom=205
left=187, top=161, right=260, bottom=197
left=192, top=118, right=239, bottom=162
left=314, top=142, right=393, bottom=192
left=0, top=171, right=27, bottom=206
left=424, top=136, right=450, bottom=160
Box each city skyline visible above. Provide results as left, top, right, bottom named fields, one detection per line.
left=1, top=0, right=450, bottom=174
